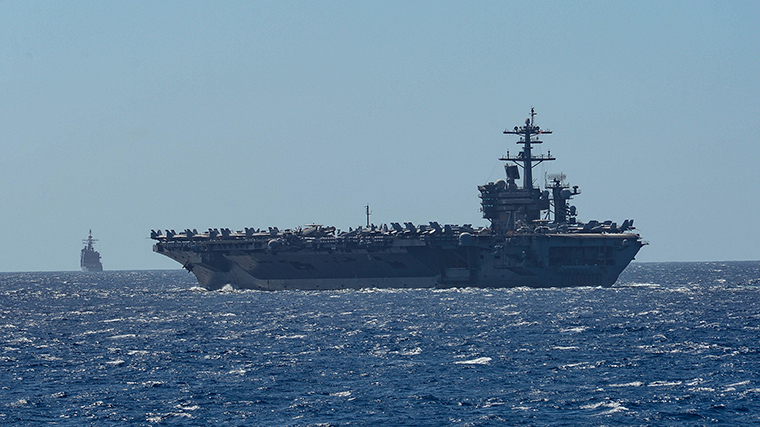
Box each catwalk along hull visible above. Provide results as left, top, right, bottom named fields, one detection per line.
left=152, top=109, right=644, bottom=290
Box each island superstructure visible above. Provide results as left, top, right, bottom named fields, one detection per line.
left=152, top=109, right=644, bottom=290
left=81, top=230, right=103, bottom=272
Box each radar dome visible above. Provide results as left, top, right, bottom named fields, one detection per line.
left=459, top=232, right=473, bottom=246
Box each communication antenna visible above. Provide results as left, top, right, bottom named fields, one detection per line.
left=83, top=229, right=99, bottom=250
left=365, top=204, right=372, bottom=228
left=501, top=108, right=555, bottom=190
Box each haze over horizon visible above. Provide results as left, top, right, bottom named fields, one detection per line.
left=2, top=1, right=758, bottom=272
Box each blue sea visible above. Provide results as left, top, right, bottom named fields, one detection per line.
left=1, top=262, right=759, bottom=426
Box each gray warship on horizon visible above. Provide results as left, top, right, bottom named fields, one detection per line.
left=81, top=230, right=103, bottom=272
left=152, top=109, right=644, bottom=290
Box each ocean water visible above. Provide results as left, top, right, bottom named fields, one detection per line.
left=1, top=262, right=759, bottom=426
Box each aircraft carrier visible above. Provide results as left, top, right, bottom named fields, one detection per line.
left=152, top=109, right=644, bottom=290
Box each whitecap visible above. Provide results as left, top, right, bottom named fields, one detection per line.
left=85, top=401, right=105, bottom=409
left=400, top=347, right=422, bottom=356
left=39, top=354, right=62, bottom=361
left=560, top=326, right=588, bottom=333
left=109, top=334, right=136, bottom=340
left=455, top=357, right=492, bottom=365
left=726, top=380, right=750, bottom=387
left=638, top=310, right=660, bottom=316
left=580, top=401, right=607, bottom=409
left=561, top=362, right=594, bottom=369
left=648, top=380, right=682, bottom=387
left=330, top=391, right=351, bottom=397
left=685, top=378, right=703, bottom=386
left=609, top=381, right=643, bottom=387
left=147, top=412, right=193, bottom=423
left=620, top=282, right=661, bottom=288
left=511, top=321, right=540, bottom=327
left=142, top=381, right=164, bottom=388
left=581, top=401, right=629, bottom=415
left=8, top=398, right=28, bottom=407
left=81, top=328, right=113, bottom=336
left=276, top=334, right=306, bottom=339
left=600, top=403, right=629, bottom=415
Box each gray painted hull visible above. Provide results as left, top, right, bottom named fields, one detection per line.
left=155, top=233, right=643, bottom=291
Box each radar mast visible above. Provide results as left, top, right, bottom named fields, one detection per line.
left=478, top=108, right=555, bottom=233
left=83, top=229, right=98, bottom=251
left=501, top=107, right=555, bottom=190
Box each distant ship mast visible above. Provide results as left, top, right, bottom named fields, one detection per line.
left=83, top=229, right=98, bottom=251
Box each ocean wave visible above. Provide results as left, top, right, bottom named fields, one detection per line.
left=609, top=381, right=644, bottom=387
left=580, top=400, right=629, bottom=415
left=454, top=357, right=492, bottom=365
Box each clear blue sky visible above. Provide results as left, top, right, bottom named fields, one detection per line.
left=1, top=1, right=758, bottom=271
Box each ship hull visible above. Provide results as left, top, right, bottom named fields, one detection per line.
left=154, top=233, right=642, bottom=291
left=80, top=250, right=103, bottom=272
